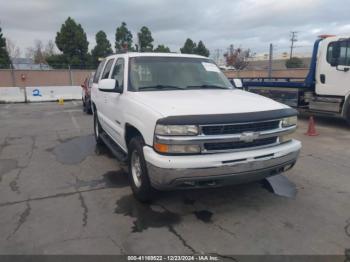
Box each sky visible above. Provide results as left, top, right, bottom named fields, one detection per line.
left=1, top=0, right=350, bottom=59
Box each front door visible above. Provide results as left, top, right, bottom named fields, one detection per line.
left=105, top=58, right=127, bottom=151
left=316, top=38, right=350, bottom=97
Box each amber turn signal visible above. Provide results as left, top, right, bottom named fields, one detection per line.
left=154, top=143, right=169, bottom=153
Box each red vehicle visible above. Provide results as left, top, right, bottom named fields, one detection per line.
left=81, top=73, right=94, bottom=114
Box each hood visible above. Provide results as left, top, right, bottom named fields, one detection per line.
left=131, top=89, right=288, bottom=117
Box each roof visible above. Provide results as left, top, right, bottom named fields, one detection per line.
left=106, top=52, right=208, bottom=60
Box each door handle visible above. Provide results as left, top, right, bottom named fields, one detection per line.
left=320, top=74, right=326, bottom=84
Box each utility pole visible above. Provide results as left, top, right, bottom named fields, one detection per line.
left=290, top=31, right=298, bottom=59
left=268, top=43, right=273, bottom=78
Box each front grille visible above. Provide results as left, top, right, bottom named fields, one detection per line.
left=201, top=120, right=280, bottom=135
left=204, top=137, right=278, bottom=151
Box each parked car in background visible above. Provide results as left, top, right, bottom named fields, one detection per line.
left=81, top=72, right=94, bottom=114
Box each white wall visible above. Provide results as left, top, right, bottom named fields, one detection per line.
left=0, top=87, right=25, bottom=103
left=25, top=86, right=82, bottom=102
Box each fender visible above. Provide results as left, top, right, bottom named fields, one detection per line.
left=123, top=113, right=154, bottom=148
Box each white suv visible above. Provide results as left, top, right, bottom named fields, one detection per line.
left=91, top=52, right=301, bottom=201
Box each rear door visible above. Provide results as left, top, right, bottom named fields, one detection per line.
left=91, top=59, right=106, bottom=109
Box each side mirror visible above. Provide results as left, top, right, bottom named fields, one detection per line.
left=98, top=79, right=122, bottom=93
left=232, top=78, right=243, bottom=88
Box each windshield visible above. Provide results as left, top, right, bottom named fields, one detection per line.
left=128, top=57, right=233, bottom=91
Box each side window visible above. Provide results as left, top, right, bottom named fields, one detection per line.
left=111, top=58, right=125, bottom=87
left=93, top=60, right=106, bottom=83
left=101, top=59, right=115, bottom=79
left=327, top=41, right=350, bottom=66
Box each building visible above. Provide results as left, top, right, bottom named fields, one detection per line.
left=11, top=58, right=51, bottom=70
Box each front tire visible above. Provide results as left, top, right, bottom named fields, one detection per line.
left=128, top=136, right=155, bottom=202
left=93, top=111, right=103, bottom=145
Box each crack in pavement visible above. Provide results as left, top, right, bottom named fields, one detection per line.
left=7, top=200, right=31, bottom=240
left=214, top=224, right=236, bottom=238
left=345, top=218, right=350, bottom=262
left=155, top=203, right=197, bottom=254
left=167, top=225, right=196, bottom=253
left=8, top=136, right=36, bottom=194
left=9, top=169, right=22, bottom=194
left=108, top=236, right=126, bottom=254
left=78, top=192, right=88, bottom=227
left=0, top=186, right=110, bottom=208
left=345, top=218, right=350, bottom=238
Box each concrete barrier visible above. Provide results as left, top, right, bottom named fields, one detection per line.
left=25, top=86, right=82, bottom=102
left=0, top=87, right=26, bottom=103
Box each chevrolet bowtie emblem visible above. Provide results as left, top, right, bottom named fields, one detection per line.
left=240, top=132, right=260, bottom=143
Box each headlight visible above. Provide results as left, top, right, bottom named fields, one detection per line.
left=154, top=143, right=201, bottom=154
left=155, top=124, right=199, bottom=136
left=282, top=116, right=297, bottom=127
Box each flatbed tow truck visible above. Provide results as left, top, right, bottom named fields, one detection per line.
left=232, top=35, right=350, bottom=124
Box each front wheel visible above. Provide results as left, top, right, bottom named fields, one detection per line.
left=128, top=136, right=155, bottom=202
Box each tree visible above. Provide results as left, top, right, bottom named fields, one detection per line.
left=26, top=40, right=45, bottom=64
left=26, top=40, right=57, bottom=65
left=92, top=30, right=113, bottom=67
left=195, top=40, right=209, bottom=57
left=45, top=40, right=56, bottom=57
left=45, top=54, right=67, bottom=69
left=180, top=38, right=196, bottom=54
left=115, top=22, right=133, bottom=52
left=138, top=26, right=154, bottom=52
left=224, top=45, right=251, bottom=70
left=154, top=44, right=170, bottom=53
left=55, top=17, right=89, bottom=67
left=285, top=57, right=304, bottom=68
left=6, top=39, right=21, bottom=59
left=0, top=26, right=11, bottom=69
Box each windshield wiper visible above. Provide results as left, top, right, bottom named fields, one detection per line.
left=138, top=85, right=184, bottom=91
left=186, top=84, right=229, bottom=90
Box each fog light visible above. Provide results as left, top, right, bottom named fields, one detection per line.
left=279, top=134, right=294, bottom=143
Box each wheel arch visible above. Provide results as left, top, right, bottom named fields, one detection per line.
left=125, top=123, right=146, bottom=148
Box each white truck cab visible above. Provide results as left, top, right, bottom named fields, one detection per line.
left=91, top=52, right=301, bottom=201
left=238, top=35, right=350, bottom=123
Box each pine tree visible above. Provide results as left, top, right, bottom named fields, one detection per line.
left=92, top=31, right=113, bottom=67
left=0, top=26, right=11, bottom=69
left=180, top=38, right=197, bottom=54
left=115, top=22, right=133, bottom=51
left=195, top=40, right=210, bottom=57
left=138, top=26, right=154, bottom=52
left=55, top=17, right=89, bottom=67
left=154, top=44, right=171, bottom=53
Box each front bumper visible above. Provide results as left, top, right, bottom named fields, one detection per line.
left=143, top=140, right=301, bottom=190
